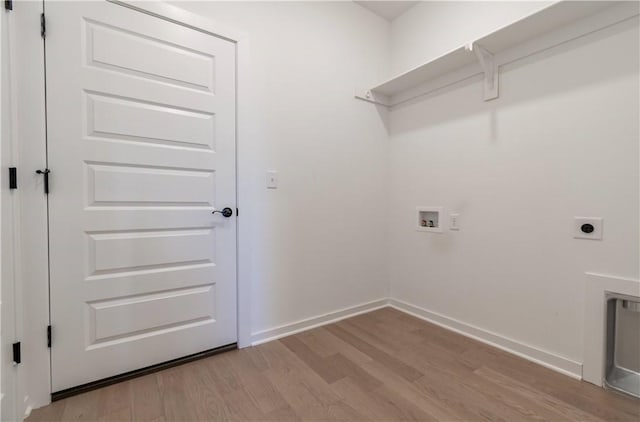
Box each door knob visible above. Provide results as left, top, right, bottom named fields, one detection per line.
left=212, top=207, right=233, bottom=218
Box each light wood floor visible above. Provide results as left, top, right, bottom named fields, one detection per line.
left=28, top=308, right=639, bottom=422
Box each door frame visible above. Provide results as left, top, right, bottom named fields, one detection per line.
left=1, top=7, right=19, bottom=422
left=5, top=0, right=252, bottom=414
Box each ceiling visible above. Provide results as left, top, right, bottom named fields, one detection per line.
left=354, top=1, right=420, bottom=21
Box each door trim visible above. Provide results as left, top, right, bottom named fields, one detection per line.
left=11, top=0, right=251, bottom=412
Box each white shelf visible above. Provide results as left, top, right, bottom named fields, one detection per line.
left=356, top=1, right=638, bottom=107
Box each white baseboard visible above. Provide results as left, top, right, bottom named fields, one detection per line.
left=23, top=406, right=33, bottom=421
left=22, top=395, right=33, bottom=421
left=388, top=298, right=583, bottom=379
left=250, top=298, right=389, bottom=346
left=249, top=296, right=583, bottom=381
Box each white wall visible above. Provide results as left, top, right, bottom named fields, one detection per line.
left=388, top=2, right=639, bottom=371
left=171, top=1, right=391, bottom=339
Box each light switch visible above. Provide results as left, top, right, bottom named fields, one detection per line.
left=266, top=171, right=278, bottom=189
left=449, top=213, right=460, bottom=231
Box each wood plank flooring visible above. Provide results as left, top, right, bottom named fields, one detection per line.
left=27, top=308, right=640, bottom=421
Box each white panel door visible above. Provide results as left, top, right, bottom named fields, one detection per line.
left=45, top=1, right=237, bottom=392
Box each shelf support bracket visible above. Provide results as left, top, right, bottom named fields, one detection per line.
left=354, top=89, right=391, bottom=107
left=467, top=43, right=499, bottom=101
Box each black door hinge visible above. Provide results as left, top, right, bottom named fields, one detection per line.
left=5, top=0, right=13, bottom=11
left=9, top=167, right=17, bottom=189
left=47, top=325, right=52, bottom=348
left=40, top=13, right=46, bottom=38
left=12, top=342, right=21, bottom=364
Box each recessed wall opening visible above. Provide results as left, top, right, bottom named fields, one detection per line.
left=416, top=207, right=443, bottom=233
left=605, top=294, right=640, bottom=398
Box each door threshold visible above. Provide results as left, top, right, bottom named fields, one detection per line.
left=52, top=343, right=237, bottom=401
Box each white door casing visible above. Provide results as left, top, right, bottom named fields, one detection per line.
left=46, top=1, right=237, bottom=391
left=1, top=7, right=18, bottom=421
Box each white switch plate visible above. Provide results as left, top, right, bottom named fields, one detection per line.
left=449, top=213, right=460, bottom=231
left=574, top=217, right=603, bottom=240
left=266, top=171, right=278, bottom=189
